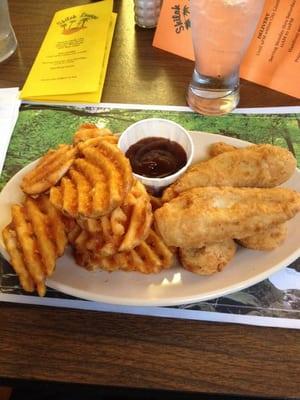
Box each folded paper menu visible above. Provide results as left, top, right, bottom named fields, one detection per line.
left=153, top=0, right=300, bottom=99
left=20, top=0, right=116, bottom=104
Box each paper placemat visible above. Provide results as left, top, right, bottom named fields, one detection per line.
left=1, top=102, right=300, bottom=329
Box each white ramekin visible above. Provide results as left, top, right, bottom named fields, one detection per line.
left=118, top=118, right=194, bottom=194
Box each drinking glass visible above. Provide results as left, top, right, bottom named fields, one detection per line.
left=133, top=0, right=162, bottom=28
left=187, top=0, right=265, bottom=115
left=0, top=0, right=17, bottom=63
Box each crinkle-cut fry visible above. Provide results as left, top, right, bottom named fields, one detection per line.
left=146, top=229, right=174, bottom=268
left=73, top=158, right=105, bottom=186
left=50, top=177, right=78, bottom=217
left=21, top=144, right=77, bottom=195
left=49, top=186, right=63, bottom=212
left=98, top=135, right=118, bottom=145
left=74, top=229, right=174, bottom=273
left=74, top=180, right=152, bottom=255
left=72, top=158, right=108, bottom=216
left=81, top=138, right=133, bottom=194
left=73, top=123, right=114, bottom=144
left=68, top=169, right=91, bottom=216
left=11, top=204, right=45, bottom=285
left=37, top=281, right=46, bottom=297
left=61, top=177, right=77, bottom=217
left=2, top=226, right=35, bottom=292
left=110, top=208, right=126, bottom=236
left=3, top=196, right=68, bottom=296
left=38, top=196, right=67, bottom=256
left=82, top=146, right=123, bottom=211
left=119, top=196, right=152, bottom=252
left=25, top=197, right=57, bottom=276
left=63, top=217, right=81, bottom=245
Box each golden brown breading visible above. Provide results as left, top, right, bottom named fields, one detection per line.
left=237, top=223, right=287, bottom=251
left=162, top=144, right=296, bottom=201
left=155, top=187, right=300, bottom=248
left=179, top=239, right=237, bottom=275
left=209, top=142, right=238, bottom=157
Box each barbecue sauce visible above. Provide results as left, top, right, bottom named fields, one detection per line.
left=125, top=137, right=187, bottom=178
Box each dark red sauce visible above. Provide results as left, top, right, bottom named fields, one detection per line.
left=125, top=137, right=187, bottom=178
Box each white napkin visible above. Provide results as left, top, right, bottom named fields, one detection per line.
left=0, top=87, right=21, bottom=174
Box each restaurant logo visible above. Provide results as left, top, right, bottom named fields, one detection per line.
left=57, top=12, right=98, bottom=35
left=171, top=4, right=191, bottom=34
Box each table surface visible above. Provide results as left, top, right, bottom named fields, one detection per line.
left=1, top=0, right=300, bottom=398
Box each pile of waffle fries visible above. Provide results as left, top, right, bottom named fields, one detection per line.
left=2, top=124, right=174, bottom=296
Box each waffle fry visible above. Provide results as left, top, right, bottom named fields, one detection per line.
left=73, top=123, right=118, bottom=145
left=50, top=138, right=133, bottom=218
left=21, top=144, right=77, bottom=195
left=75, top=229, right=174, bottom=273
left=2, top=195, right=67, bottom=296
left=73, top=180, right=152, bottom=256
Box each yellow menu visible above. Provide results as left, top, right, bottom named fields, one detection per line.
left=21, top=0, right=116, bottom=103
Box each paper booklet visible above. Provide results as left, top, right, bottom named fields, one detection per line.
left=153, top=0, right=300, bottom=99
left=20, top=1, right=116, bottom=104
left=1, top=102, right=300, bottom=330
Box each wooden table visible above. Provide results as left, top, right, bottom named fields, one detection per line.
left=1, top=1, right=300, bottom=398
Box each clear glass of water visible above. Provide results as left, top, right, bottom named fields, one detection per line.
left=0, top=0, right=17, bottom=63
left=187, top=0, right=265, bottom=115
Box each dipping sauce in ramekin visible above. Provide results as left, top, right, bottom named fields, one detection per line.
left=125, top=137, right=187, bottom=178
left=118, top=118, right=194, bottom=195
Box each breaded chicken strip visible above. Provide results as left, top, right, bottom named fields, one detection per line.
left=179, top=239, right=236, bottom=275
left=155, top=187, right=300, bottom=248
left=237, top=223, right=287, bottom=251
left=209, top=142, right=237, bottom=157
left=163, top=144, right=296, bottom=202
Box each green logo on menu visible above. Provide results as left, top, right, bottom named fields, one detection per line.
left=57, top=12, right=98, bottom=35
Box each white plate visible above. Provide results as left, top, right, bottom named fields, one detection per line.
left=1, top=132, right=300, bottom=306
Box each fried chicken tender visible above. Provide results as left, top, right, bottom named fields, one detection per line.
left=237, top=223, right=287, bottom=251
left=21, top=144, right=77, bottom=195
left=74, top=229, right=174, bottom=273
left=155, top=187, right=300, bottom=248
left=162, top=144, right=296, bottom=201
left=73, top=123, right=118, bottom=145
left=179, top=239, right=237, bottom=275
left=50, top=138, right=133, bottom=218
left=209, top=142, right=237, bottom=157
left=2, top=195, right=67, bottom=296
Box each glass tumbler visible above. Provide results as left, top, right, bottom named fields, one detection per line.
left=133, top=0, right=162, bottom=29
left=187, top=0, right=265, bottom=115
left=0, top=0, right=17, bottom=63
